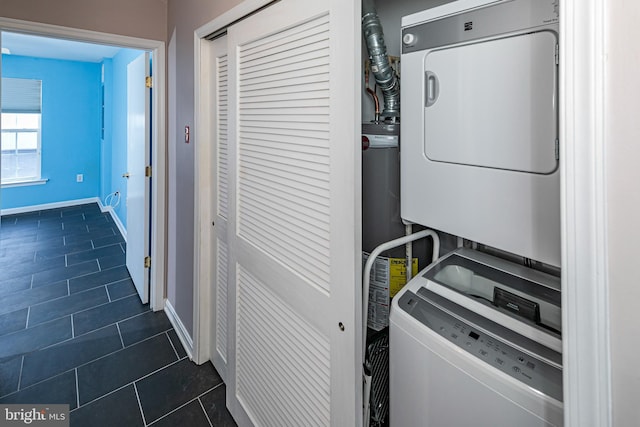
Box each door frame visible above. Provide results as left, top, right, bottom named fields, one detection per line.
left=560, top=0, right=612, bottom=425
left=0, top=17, right=167, bottom=312
left=192, top=0, right=275, bottom=366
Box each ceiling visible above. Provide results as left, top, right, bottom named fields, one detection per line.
left=1, top=31, right=123, bottom=63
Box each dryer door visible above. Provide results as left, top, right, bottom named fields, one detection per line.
left=423, top=30, right=558, bottom=174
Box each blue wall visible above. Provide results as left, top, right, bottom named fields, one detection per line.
left=102, top=48, right=145, bottom=228
left=1, top=55, right=102, bottom=209
left=100, top=59, right=113, bottom=203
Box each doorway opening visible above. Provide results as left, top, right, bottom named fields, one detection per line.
left=0, top=19, right=166, bottom=311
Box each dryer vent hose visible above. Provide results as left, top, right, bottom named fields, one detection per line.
left=362, top=0, right=400, bottom=119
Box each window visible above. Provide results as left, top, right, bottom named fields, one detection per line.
left=1, top=78, right=42, bottom=185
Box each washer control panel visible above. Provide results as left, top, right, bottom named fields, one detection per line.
left=397, top=289, right=563, bottom=402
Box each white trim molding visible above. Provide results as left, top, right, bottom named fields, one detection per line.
left=560, top=0, right=612, bottom=426
left=164, top=299, right=194, bottom=361
left=191, top=0, right=274, bottom=366
left=192, top=29, right=213, bottom=367
left=0, top=197, right=99, bottom=216
left=96, top=198, right=128, bottom=242
left=0, top=17, right=168, bottom=314
left=194, top=0, right=275, bottom=39
left=1, top=179, right=48, bottom=189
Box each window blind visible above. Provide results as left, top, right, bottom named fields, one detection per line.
left=1, top=78, right=42, bottom=113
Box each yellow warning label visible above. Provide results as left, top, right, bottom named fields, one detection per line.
left=389, top=258, right=418, bottom=298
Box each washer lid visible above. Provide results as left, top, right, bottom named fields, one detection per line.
left=403, top=248, right=562, bottom=352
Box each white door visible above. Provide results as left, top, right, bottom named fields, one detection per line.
left=225, top=1, right=362, bottom=425
left=209, top=35, right=230, bottom=381
left=126, top=52, right=151, bottom=304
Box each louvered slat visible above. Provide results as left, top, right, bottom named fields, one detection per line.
left=237, top=266, right=330, bottom=426
left=217, top=55, right=229, bottom=219
left=237, top=14, right=331, bottom=291
left=215, top=239, right=228, bottom=362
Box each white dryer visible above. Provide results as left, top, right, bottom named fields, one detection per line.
left=389, top=248, right=563, bottom=426
left=400, top=0, right=561, bottom=267
left=391, top=0, right=563, bottom=425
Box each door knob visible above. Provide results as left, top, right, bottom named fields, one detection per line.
left=122, top=172, right=130, bottom=178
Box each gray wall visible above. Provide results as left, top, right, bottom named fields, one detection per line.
left=165, top=0, right=244, bottom=335
left=0, top=0, right=167, bottom=42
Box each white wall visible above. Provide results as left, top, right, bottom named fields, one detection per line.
left=606, top=1, right=640, bottom=424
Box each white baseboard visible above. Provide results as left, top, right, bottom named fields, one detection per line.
left=164, top=299, right=194, bottom=360
left=97, top=199, right=128, bottom=242
left=1, top=197, right=129, bottom=243
left=0, top=197, right=101, bottom=216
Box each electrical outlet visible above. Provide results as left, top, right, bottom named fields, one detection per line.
left=76, top=174, right=83, bottom=183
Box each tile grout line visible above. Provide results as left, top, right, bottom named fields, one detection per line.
left=75, top=368, right=80, bottom=410
left=198, top=397, right=214, bottom=427
left=133, top=382, right=148, bottom=426
left=67, top=264, right=130, bottom=292
left=25, top=285, right=109, bottom=324
left=70, top=354, right=191, bottom=412
left=32, top=293, right=149, bottom=330
left=68, top=379, right=137, bottom=412
left=116, top=322, right=125, bottom=348
left=146, top=383, right=223, bottom=427
left=16, top=355, right=25, bottom=391
left=34, top=327, right=178, bottom=386
left=31, top=259, right=100, bottom=289
left=25, top=306, right=31, bottom=328
left=31, top=297, right=151, bottom=344
left=166, top=331, right=180, bottom=359
left=1, top=205, right=173, bottom=418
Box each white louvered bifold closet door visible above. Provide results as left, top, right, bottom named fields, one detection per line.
left=225, top=1, right=361, bottom=426
left=210, top=35, right=230, bottom=381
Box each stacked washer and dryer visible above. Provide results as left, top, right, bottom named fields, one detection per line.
left=390, top=0, right=562, bottom=425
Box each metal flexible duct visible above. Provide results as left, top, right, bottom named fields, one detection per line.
left=362, top=0, right=400, bottom=119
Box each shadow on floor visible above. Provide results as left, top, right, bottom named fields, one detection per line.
left=0, top=203, right=236, bottom=426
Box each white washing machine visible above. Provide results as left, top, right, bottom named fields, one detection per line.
left=391, top=0, right=563, bottom=425
left=390, top=248, right=563, bottom=426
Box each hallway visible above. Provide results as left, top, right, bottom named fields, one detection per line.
left=0, top=203, right=235, bottom=426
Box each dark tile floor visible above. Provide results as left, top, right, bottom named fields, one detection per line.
left=0, top=203, right=236, bottom=427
